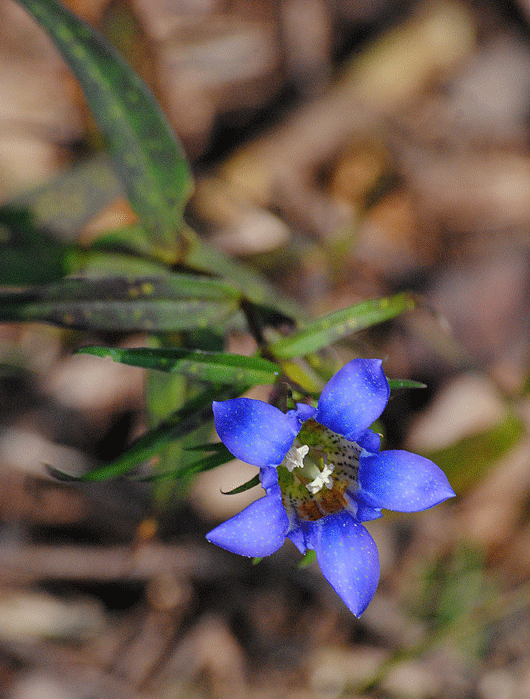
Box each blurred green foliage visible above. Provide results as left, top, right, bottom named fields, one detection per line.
left=0, top=0, right=420, bottom=492
left=4, top=1, right=526, bottom=692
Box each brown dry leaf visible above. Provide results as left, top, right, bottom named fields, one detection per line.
left=281, top=0, right=333, bottom=95
left=0, top=1, right=85, bottom=198
left=0, top=589, right=105, bottom=642
left=427, top=251, right=530, bottom=364
left=351, top=190, right=434, bottom=281
left=446, top=34, right=530, bottom=146
left=61, top=0, right=111, bottom=24
left=328, top=138, right=388, bottom=204
left=0, top=57, right=81, bottom=196
left=156, top=15, right=282, bottom=157
left=406, top=373, right=507, bottom=453
left=217, top=1, right=476, bottom=240
left=192, top=176, right=290, bottom=255
left=407, top=152, right=530, bottom=234
left=457, top=426, right=530, bottom=552
left=81, top=197, right=139, bottom=244
left=0, top=465, right=88, bottom=525
left=153, top=614, right=247, bottom=699
left=110, top=608, right=186, bottom=689
left=308, top=645, right=387, bottom=698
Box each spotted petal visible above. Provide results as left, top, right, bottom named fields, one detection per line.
left=206, top=488, right=289, bottom=557
left=358, top=450, right=456, bottom=512
left=315, top=359, right=390, bottom=440
left=213, top=398, right=312, bottom=467
left=313, top=512, right=380, bottom=617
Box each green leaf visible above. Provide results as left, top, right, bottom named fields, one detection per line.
left=183, top=231, right=303, bottom=319
left=78, top=346, right=280, bottom=384
left=81, top=383, right=246, bottom=481
left=0, top=206, right=71, bottom=285
left=183, top=441, right=227, bottom=453
left=95, top=224, right=304, bottom=319
left=144, top=443, right=236, bottom=482
left=0, top=274, right=241, bottom=332
left=93, top=224, right=175, bottom=264
left=387, top=379, right=427, bottom=390
left=276, top=358, right=325, bottom=393
left=15, top=0, right=193, bottom=261
left=10, top=156, right=123, bottom=240
left=222, top=474, right=260, bottom=495
left=70, top=250, right=174, bottom=278
left=145, top=366, right=190, bottom=508
left=269, top=293, right=416, bottom=359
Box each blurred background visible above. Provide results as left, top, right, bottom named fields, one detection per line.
left=1, top=0, right=530, bottom=696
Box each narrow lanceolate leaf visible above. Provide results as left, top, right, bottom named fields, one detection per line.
left=143, top=444, right=236, bottom=482
left=0, top=275, right=240, bottom=332
left=95, top=224, right=304, bottom=320
left=82, top=384, right=246, bottom=481
left=15, top=0, right=192, bottom=261
left=387, top=379, right=427, bottom=390
left=77, top=347, right=280, bottom=385
left=184, top=442, right=229, bottom=453
left=269, top=293, right=417, bottom=359
left=183, top=231, right=304, bottom=319
left=222, top=474, right=260, bottom=495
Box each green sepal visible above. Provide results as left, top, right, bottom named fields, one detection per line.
left=297, top=549, right=317, bottom=568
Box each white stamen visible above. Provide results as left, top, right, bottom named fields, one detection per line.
left=306, top=464, right=334, bottom=494
left=284, top=444, right=309, bottom=472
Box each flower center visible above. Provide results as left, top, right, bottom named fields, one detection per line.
left=277, top=419, right=361, bottom=521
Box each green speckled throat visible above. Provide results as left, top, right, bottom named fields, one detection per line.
left=277, top=419, right=361, bottom=522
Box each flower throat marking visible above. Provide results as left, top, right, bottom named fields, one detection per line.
left=277, top=418, right=361, bottom=521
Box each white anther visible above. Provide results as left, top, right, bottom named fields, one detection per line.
left=306, top=464, right=334, bottom=494
left=284, top=444, right=309, bottom=472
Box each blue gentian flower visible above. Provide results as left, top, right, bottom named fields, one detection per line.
left=206, top=359, right=455, bottom=616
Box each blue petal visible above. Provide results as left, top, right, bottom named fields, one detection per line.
left=260, top=465, right=279, bottom=490
left=356, top=429, right=381, bottom=454
left=287, top=519, right=314, bottom=554
left=315, top=359, right=390, bottom=440
left=293, top=402, right=317, bottom=422
left=358, top=450, right=456, bottom=512
left=313, top=512, right=380, bottom=617
left=206, top=487, right=289, bottom=557
left=355, top=501, right=383, bottom=522
left=213, top=398, right=308, bottom=467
